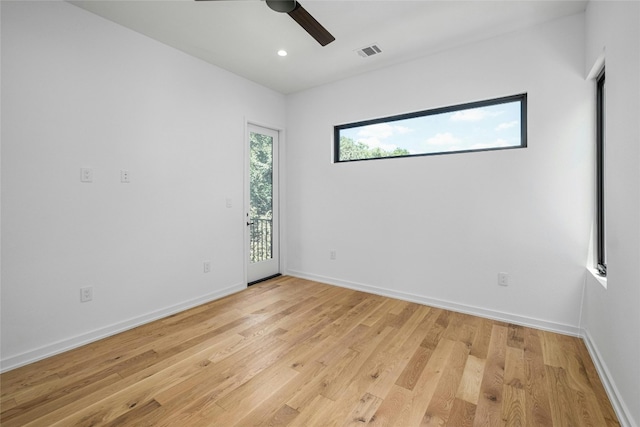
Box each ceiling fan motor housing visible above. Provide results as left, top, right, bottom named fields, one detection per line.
left=266, top=0, right=297, bottom=13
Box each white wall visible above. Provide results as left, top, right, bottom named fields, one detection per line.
left=582, top=2, right=640, bottom=427
left=286, top=14, right=592, bottom=334
left=0, top=1, right=286, bottom=370
left=2, top=2, right=638, bottom=423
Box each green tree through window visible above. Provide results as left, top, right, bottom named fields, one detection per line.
left=339, top=136, right=410, bottom=161
left=249, top=132, right=273, bottom=263
left=250, top=132, right=273, bottom=220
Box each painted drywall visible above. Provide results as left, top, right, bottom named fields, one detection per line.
left=0, top=1, right=286, bottom=369
left=582, top=2, right=640, bottom=426
left=286, top=14, right=592, bottom=334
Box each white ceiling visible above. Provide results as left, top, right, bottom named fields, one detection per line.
left=70, top=0, right=588, bottom=94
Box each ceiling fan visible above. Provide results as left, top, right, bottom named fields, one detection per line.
left=196, top=0, right=335, bottom=47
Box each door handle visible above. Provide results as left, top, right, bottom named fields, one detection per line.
left=247, top=221, right=255, bottom=226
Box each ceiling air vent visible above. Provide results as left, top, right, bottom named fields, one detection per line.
left=356, top=44, right=382, bottom=58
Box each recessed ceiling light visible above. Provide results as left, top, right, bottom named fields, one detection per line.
left=277, top=50, right=288, bottom=57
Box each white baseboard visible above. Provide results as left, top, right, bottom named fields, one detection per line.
left=582, top=329, right=637, bottom=427
left=0, top=282, right=246, bottom=373
left=286, top=270, right=582, bottom=336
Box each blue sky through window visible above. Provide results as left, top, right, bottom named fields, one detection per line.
left=340, top=100, right=522, bottom=156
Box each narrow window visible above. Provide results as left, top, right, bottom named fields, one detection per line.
left=596, top=69, right=606, bottom=276
left=334, top=94, right=527, bottom=162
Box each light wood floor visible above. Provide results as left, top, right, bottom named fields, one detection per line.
left=1, top=276, right=619, bottom=426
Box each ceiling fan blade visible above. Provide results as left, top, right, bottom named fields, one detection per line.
left=288, top=2, right=335, bottom=46
left=195, top=0, right=335, bottom=47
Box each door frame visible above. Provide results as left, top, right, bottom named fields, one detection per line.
left=243, top=119, right=285, bottom=285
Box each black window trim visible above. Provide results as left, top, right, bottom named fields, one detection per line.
left=334, top=93, right=527, bottom=163
left=596, top=68, right=607, bottom=277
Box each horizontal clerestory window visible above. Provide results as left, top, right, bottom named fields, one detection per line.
left=334, top=93, right=527, bottom=162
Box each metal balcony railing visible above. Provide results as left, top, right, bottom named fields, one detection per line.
left=250, top=217, right=272, bottom=263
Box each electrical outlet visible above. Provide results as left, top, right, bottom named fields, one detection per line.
left=120, top=169, right=130, bottom=183
left=498, top=272, right=509, bottom=287
left=80, top=286, right=93, bottom=302
left=80, top=168, right=93, bottom=183
left=330, top=250, right=336, bottom=260
left=204, top=261, right=211, bottom=273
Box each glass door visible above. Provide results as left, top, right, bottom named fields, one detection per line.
left=247, top=124, right=279, bottom=284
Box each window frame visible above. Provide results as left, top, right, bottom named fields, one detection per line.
left=595, top=69, right=606, bottom=277
left=333, top=93, right=527, bottom=163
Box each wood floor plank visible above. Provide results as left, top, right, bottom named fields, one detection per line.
left=545, top=365, right=580, bottom=427
left=456, top=315, right=481, bottom=350
left=364, top=306, right=433, bottom=398
left=372, top=384, right=412, bottom=427
left=473, top=325, right=507, bottom=427
left=469, top=318, right=493, bottom=359
left=507, top=324, right=526, bottom=350
left=256, top=404, right=299, bottom=427
left=360, top=298, right=403, bottom=327
left=391, top=338, right=456, bottom=426
left=202, top=365, right=299, bottom=425
left=286, top=346, right=359, bottom=413
left=420, top=310, right=450, bottom=350
left=319, top=326, right=395, bottom=401
left=395, top=345, right=432, bottom=391
left=53, top=307, right=245, bottom=383
left=44, top=333, right=247, bottom=426
left=0, top=276, right=620, bottom=427
left=132, top=336, right=293, bottom=426
left=103, top=398, right=162, bottom=427
left=341, top=392, right=383, bottom=427
left=309, top=311, right=429, bottom=425
left=155, top=331, right=290, bottom=406
left=572, top=338, right=620, bottom=426
left=351, top=309, right=430, bottom=403
left=2, top=373, right=62, bottom=406
left=2, top=373, right=123, bottom=427
left=442, top=311, right=465, bottom=341
left=154, top=400, right=227, bottom=427
left=501, top=385, right=526, bottom=427
left=287, top=393, right=334, bottom=427
left=233, top=361, right=326, bottom=427
left=446, top=398, right=477, bottom=427
left=501, top=346, right=527, bottom=425
left=420, top=340, right=469, bottom=426
left=523, top=327, right=554, bottom=427
left=238, top=296, right=319, bottom=338
left=504, top=346, right=526, bottom=390
left=456, top=355, right=486, bottom=405
left=389, top=307, right=441, bottom=394
left=540, top=330, right=568, bottom=369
